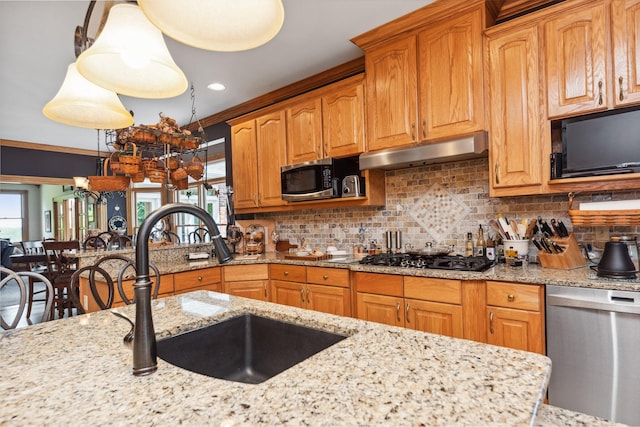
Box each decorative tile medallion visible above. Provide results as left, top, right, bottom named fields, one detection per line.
left=409, top=183, right=470, bottom=243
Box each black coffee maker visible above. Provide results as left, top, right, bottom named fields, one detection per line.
left=596, top=237, right=638, bottom=279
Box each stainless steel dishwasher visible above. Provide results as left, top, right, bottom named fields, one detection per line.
left=546, top=285, right=640, bottom=425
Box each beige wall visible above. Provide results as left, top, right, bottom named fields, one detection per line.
left=258, top=157, right=640, bottom=256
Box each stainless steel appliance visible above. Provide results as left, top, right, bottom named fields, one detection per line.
left=341, top=175, right=363, bottom=197
left=546, top=285, right=640, bottom=425
left=280, top=157, right=359, bottom=202
left=359, top=253, right=494, bottom=272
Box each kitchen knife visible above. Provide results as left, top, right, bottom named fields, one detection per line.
left=557, top=220, right=569, bottom=237
left=550, top=219, right=561, bottom=237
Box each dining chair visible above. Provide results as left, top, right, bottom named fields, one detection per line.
left=0, top=267, right=53, bottom=329
left=92, top=254, right=161, bottom=304
left=16, top=241, right=50, bottom=318
left=188, top=227, right=211, bottom=244
left=83, top=236, right=107, bottom=251
left=68, top=265, right=115, bottom=315
left=42, top=240, right=80, bottom=319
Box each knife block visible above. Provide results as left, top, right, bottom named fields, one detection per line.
left=538, top=233, right=587, bottom=269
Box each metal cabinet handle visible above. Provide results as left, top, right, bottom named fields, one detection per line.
left=405, top=303, right=410, bottom=324
left=284, top=271, right=289, bottom=276
left=263, top=283, right=267, bottom=298
left=306, top=287, right=310, bottom=304
left=323, top=274, right=329, bottom=280
left=598, top=80, right=603, bottom=105
left=507, top=294, right=515, bottom=302
left=396, top=302, right=401, bottom=322
left=619, top=76, right=624, bottom=102
left=489, top=311, right=495, bottom=334
left=197, top=276, right=203, bottom=281
left=411, top=123, right=416, bottom=141
left=422, top=120, right=426, bottom=139
left=300, top=287, right=304, bottom=303
left=494, top=163, right=500, bottom=185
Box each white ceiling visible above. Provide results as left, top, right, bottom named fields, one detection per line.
left=0, top=0, right=433, bottom=152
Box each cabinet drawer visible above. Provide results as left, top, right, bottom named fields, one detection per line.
left=224, top=264, right=269, bottom=281
left=269, top=264, right=306, bottom=282
left=174, top=268, right=221, bottom=292
left=486, top=281, right=541, bottom=311
left=306, top=267, right=349, bottom=288
left=404, top=276, right=461, bottom=304
left=354, top=272, right=403, bottom=297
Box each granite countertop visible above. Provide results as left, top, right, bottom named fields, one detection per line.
left=0, top=291, right=551, bottom=426
left=71, top=244, right=640, bottom=292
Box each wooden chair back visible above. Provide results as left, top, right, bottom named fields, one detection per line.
left=0, top=267, right=53, bottom=329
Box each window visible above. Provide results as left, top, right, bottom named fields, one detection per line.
left=0, top=191, right=28, bottom=242
left=175, top=159, right=228, bottom=242
left=128, top=157, right=227, bottom=242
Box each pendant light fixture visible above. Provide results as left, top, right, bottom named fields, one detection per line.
left=76, top=3, right=188, bottom=99
left=43, top=63, right=134, bottom=129
left=138, top=0, right=285, bottom=52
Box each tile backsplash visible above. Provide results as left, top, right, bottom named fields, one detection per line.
left=258, top=157, right=640, bottom=254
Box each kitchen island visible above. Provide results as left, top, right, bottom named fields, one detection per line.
left=0, top=290, right=551, bottom=426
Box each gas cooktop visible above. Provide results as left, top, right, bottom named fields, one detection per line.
left=359, top=253, right=495, bottom=272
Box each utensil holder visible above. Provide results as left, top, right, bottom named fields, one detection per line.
left=538, top=233, right=587, bottom=269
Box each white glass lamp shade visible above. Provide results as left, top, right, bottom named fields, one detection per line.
left=43, top=63, right=134, bottom=129
left=76, top=4, right=187, bottom=99
left=138, top=0, right=285, bottom=52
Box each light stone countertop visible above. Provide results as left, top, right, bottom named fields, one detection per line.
left=0, top=291, right=551, bottom=426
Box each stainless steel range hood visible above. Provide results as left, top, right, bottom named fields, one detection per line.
left=359, top=131, right=488, bottom=170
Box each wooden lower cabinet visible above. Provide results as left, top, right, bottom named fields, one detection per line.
left=405, top=299, right=463, bottom=338
left=485, top=280, right=545, bottom=354
left=355, top=273, right=464, bottom=339
left=223, top=264, right=269, bottom=301
left=270, top=265, right=351, bottom=316
left=174, top=268, right=221, bottom=295
left=356, top=293, right=405, bottom=327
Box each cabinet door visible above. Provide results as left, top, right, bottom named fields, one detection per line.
left=418, top=8, right=484, bottom=140
left=612, top=0, right=640, bottom=107
left=487, top=25, right=545, bottom=194
left=174, top=268, right=221, bottom=293
left=307, top=284, right=351, bottom=317
left=286, top=97, right=323, bottom=163
left=231, top=121, right=259, bottom=209
left=271, top=279, right=305, bottom=309
left=486, top=306, right=544, bottom=354
left=225, top=280, right=269, bottom=301
left=406, top=299, right=463, bottom=339
left=256, top=111, right=287, bottom=207
left=322, top=75, right=366, bottom=157
left=356, top=292, right=404, bottom=327
left=365, top=35, right=418, bottom=150
left=545, top=3, right=608, bottom=117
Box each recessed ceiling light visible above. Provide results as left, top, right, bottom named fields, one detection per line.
left=207, top=82, right=225, bottom=91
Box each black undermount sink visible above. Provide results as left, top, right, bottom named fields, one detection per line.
left=156, top=313, right=347, bottom=384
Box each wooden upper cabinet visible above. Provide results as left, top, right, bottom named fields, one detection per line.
left=418, top=8, right=485, bottom=139
left=612, top=0, right=640, bottom=107
left=365, top=35, right=419, bottom=151
left=321, top=75, right=366, bottom=158
left=286, top=96, right=323, bottom=164
left=545, top=2, right=608, bottom=117
left=256, top=111, right=287, bottom=207
left=486, top=24, right=547, bottom=195
left=231, top=121, right=259, bottom=209
left=286, top=74, right=366, bottom=163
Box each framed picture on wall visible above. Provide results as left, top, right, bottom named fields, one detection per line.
left=44, top=210, right=51, bottom=233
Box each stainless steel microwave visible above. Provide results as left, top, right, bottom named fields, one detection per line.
left=280, top=157, right=359, bottom=202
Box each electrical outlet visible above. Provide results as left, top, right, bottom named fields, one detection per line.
left=595, top=227, right=610, bottom=241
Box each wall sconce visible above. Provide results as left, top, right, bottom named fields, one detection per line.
left=138, top=0, right=285, bottom=52
left=76, top=3, right=187, bottom=99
